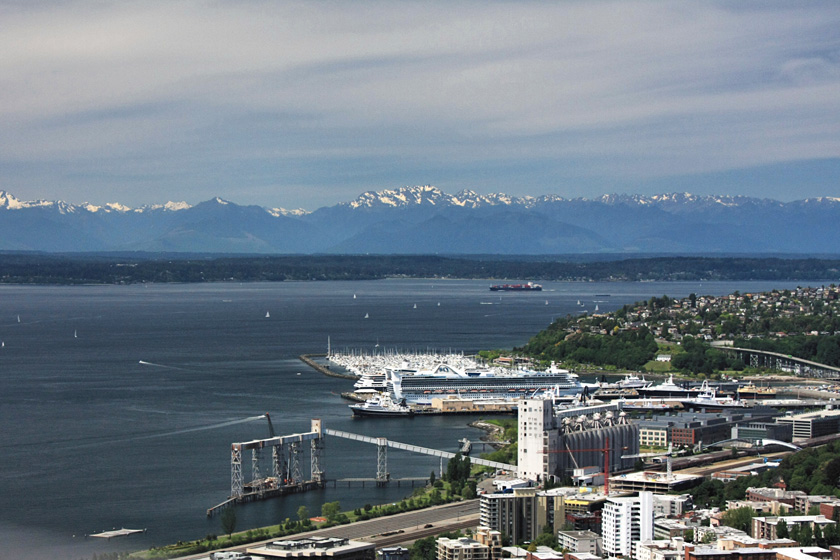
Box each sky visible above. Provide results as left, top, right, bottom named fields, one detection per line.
left=1, top=1, right=839, bottom=211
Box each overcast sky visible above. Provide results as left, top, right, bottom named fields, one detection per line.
left=1, top=1, right=839, bottom=210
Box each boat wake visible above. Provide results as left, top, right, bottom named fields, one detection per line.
left=138, top=360, right=192, bottom=371
left=59, top=415, right=268, bottom=451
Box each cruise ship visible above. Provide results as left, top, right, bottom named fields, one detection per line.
left=390, top=362, right=584, bottom=404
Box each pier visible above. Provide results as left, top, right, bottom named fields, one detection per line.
left=300, top=353, right=357, bottom=380
left=209, top=418, right=517, bottom=514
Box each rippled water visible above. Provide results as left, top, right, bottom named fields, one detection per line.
left=0, top=278, right=806, bottom=559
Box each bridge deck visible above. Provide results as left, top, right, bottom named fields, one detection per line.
left=325, top=428, right=517, bottom=472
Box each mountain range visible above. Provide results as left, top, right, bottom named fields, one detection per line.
left=2, top=186, right=839, bottom=254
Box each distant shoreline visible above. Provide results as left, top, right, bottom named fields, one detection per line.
left=1, top=253, right=839, bottom=285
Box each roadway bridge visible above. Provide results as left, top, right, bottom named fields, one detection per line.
left=724, top=347, right=840, bottom=379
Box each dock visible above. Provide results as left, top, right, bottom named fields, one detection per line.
left=300, top=354, right=357, bottom=380
left=88, top=528, right=146, bottom=539
left=207, top=480, right=326, bottom=516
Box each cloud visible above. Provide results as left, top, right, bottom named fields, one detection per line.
left=0, top=1, right=838, bottom=207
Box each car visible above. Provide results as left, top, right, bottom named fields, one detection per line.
left=424, top=524, right=434, bottom=528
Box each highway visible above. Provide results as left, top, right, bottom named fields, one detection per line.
left=181, top=500, right=479, bottom=559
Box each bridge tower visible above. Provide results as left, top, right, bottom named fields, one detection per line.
left=311, top=419, right=325, bottom=483
left=376, top=437, right=389, bottom=486
left=231, top=443, right=243, bottom=499
left=289, top=441, right=302, bottom=485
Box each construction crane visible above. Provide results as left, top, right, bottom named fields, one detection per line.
left=539, top=436, right=612, bottom=494
left=622, top=442, right=673, bottom=478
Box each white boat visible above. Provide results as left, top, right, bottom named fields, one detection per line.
left=618, top=373, right=649, bottom=389
left=413, top=304, right=417, bottom=309
left=74, top=330, right=77, bottom=338
left=637, top=375, right=697, bottom=398
left=364, top=313, right=369, bottom=319
left=265, top=311, right=270, bottom=318
left=681, top=381, right=746, bottom=409
left=353, top=294, right=356, bottom=299
left=350, top=394, right=413, bottom=417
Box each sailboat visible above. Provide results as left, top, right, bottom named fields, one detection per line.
left=545, top=300, right=549, bottom=305
left=576, top=300, right=581, bottom=306
left=265, top=311, right=270, bottom=318
left=353, top=294, right=356, bottom=299
left=413, top=304, right=417, bottom=309
left=364, top=313, right=369, bottom=319
left=17, top=315, right=20, bottom=323
left=595, top=304, right=599, bottom=312
left=74, top=330, right=77, bottom=339
left=437, top=302, right=440, bottom=306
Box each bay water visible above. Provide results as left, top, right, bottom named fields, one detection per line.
left=0, top=278, right=809, bottom=559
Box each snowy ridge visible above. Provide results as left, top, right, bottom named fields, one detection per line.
left=0, top=187, right=836, bottom=216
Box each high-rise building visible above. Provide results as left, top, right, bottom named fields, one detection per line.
left=601, top=492, right=653, bottom=557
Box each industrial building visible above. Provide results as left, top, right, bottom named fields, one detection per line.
left=774, top=410, right=840, bottom=441
left=635, top=409, right=782, bottom=449
left=518, top=398, right=639, bottom=483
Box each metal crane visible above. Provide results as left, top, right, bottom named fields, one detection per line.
left=265, top=412, right=276, bottom=438
left=539, top=436, right=612, bottom=494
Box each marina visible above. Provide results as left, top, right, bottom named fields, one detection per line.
left=0, top=279, right=814, bottom=559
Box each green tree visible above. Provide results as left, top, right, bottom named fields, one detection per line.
left=410, top=536, right=437, bottom=560
left=776, top=519, right=789, bottom=539
left=297, top=505, right=310, bottom=522
left=220, top=506, right=237, bottom=537
left=720, top=506, right=754, bottom=533
left=799, top=523, right=814, bottom=546
left=429, top=470, right=436, bottom=486
left=322, top=501, right=341, bottom=521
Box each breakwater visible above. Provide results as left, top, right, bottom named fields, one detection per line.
left=300, top=354, right=357, bottom=380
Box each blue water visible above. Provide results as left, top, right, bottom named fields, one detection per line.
left=0, top=278, right=812, bottom=559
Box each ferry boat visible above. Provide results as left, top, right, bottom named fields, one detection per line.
left=489, top=282, right=542, bottom=292
left=350, top=394, right=414, bottom=417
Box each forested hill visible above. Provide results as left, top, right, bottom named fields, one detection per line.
left=0, top=253, right=839, bottom=285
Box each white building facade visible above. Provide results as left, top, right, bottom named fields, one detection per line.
left=517, top=399, right=559, bottom=482
left=601, top=492, right=653, bottom=557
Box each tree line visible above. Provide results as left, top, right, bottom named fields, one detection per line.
left=2, top=253, right=840, bottom=284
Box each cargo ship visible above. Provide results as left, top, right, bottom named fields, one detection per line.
left=489, top=282, right=542, bottom=291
